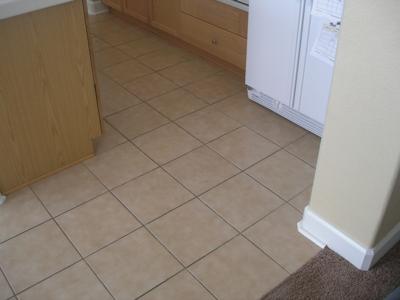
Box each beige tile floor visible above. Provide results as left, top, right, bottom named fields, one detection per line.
left=0, top=13, right=322, bottom=300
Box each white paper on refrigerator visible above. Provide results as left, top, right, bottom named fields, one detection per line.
left=311, top=22, right=340, bottom=66
left=311, top=0, right=344, bottom=21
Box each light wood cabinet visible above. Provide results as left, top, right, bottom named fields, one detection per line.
left=123, top=0, right=149, bottom=23
left=150, top=0, right=180, bottom=36
left=0, top=0, right=101, bottom=194
left=103, top=0, right=123, bottom=11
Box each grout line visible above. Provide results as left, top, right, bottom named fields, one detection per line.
left=0, top=265, right=16, bottom=298
left=28, top=189, right=117, bottom=300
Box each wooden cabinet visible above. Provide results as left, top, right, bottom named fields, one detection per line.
left=150, top=0, right=180, bottom=36
left=123, top=0, right=149, bottom=23
left=0, top=0, right=101, bottom=194
left=103, top=0, right=122, bottom=11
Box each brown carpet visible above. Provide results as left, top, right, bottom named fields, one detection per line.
left=263, top=242, right=400, bottom=300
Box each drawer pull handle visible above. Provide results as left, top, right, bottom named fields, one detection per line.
left=211, top=39, right=218, bottom=45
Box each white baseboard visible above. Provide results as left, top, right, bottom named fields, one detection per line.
left=298, top=206, right=400, bottom=271
left=86, top=0, right=108, bottom=15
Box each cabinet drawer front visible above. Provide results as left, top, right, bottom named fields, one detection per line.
left=181, top=0, right=247, bottom=37
left=180, top=13, right=246, bottom=69
left=103, top=0, right=122, bottom=11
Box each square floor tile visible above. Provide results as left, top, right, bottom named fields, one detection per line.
left=91, top=37, right=111, bottom=52
left=17, top=262, right=112, bottom=300
left=97, top=74, right=141, bottom=116
left=133, top=123, right=201, bottom=165
left=0, top=221, right=80, bottom=293
left=149, top=89, right=207, bottom=120
left=106, top=103, right=169, bottom=139
left=0, top=188, right=50, bottom=243
left=246, top=150, right=315, bottom=200
left=124, top=73, right=177, bottom=101
left=84, top=143, right=157, bottom=189
left=148, top=199, right=236, bottom=266
left=159, top=60, right=221, bottom=86
left=164, top=147, right=240, bottom=195
left=0, top=270, right=13, bottom=300
left=117, top=36, right=169, bottom=58
left=200, top=174, right=283, bottom=231
left=285, top=134, right=321, bottom=167
left=176, top=107, right=241, bottom=143
left=245, top=205, right=320, bottom=273
left=290, top=186, right=312, bottom=212
left=93, top=48, right=131, bottom=70
left=87, top=228, right=182, bottom=300
left=208, top=127, right=280, bottom=170
left=113, top=168, right=194, bottom=224
left=88, top=19, right=122, bottom=35
left=140, top=271, right=213, bottom=300
left=31, top=164, right=106, bottom=216
left=184, top=72, right=244, bottom=104
left=137, top=47, right=195, bottom=71
left=56, top=193, right=140, bottom=256
left=190, top=236, right=288, bottom=300
left=94, top=122, right=127, bottom=154
left=103, top=60, right=153, bottom=84
left=96, top=27, right=149, bottom=46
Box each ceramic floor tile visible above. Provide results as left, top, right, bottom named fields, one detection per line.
left=87, top=13, right=113, bottom=25
left=137, top=47, right=195, bottom=71
left=0, top=221, right=80, bottom=293
left=285, top=134, right=321, bottom=167
left=133, top=123, right=201, bottom=165
left=244, top=205, right=320, bottom=273
left=148, top=199, right=237, bottom=266
left=159, top=60, right=221, bottom=86
left=164, top=146, right=240, bottom=195
left=184, top=72, right=244, bottom=104
left=31, top=164, right=106, bottom=216
left=56, top=193, right=141, bottom=257
left=190, top=236, right=288, bottom=300
left=97, top=74, right=142, bottom=116
left=103, top=60, right=153, bottom=84
left=85, top=143, right=157, bottom=189
left=88, top=19, right=122, bottom=36
left=246, top=150, right=315, bottom=200
left=176, top=107, right=241, bottom=143
left=94, top=122, right=127, bottom=154
left=200, top=174, right=283, bottom=231
left=17, top=262, right=112, bottom=300
left=113, top=168, right=194, bottom=224
left=149, top=89, right=207, bottom=120
left=124, top=73, right=177, bottom=101
left=87, top=228, right=182, bottom=300
left=0, top=188, right=50, bottom=243
left=117, top=36, right=169, bottom=58
left=93, top=48, right=131, bottom=70
left=208, top=127, right=280, bottom=170
left=0, top=270, right=13, bottom=300
left=140, top=271, right=213, bottom=300
left=106, top=103, right=169, bottom=139
left=91, top=37, right=112, bottom=52
left=290, top=186, right=312, bottom=212
left=95, top=27, right=149, bottom=46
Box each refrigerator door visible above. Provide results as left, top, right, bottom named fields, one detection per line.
left=245, top=0, right=304, bottom=106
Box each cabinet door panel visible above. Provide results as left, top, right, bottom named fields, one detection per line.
left=103, top=0, right=122, bottom=11
left=150, top=0, right=180, bottom=36
left=123, top=0, right=149, bottom=23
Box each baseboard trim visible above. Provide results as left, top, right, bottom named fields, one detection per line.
left=298, top=206, right=400, bottom=271
left=86, top=0, right=108, bottom=15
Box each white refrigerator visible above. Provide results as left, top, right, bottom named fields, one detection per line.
left=246, top=0, right=343, bottom=136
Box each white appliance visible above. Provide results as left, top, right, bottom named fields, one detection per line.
left=246, top=0, right=343, bottom=136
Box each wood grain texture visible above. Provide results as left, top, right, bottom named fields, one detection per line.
left=0, top=0, right=101, bottom=194
left=150, top=0, right=180, bottom=36
left=123, top=0, right=149, bottom=23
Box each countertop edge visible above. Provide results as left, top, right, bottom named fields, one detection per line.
left=216, top=0, right=249, bottom=12
left=0, top=0, right=73, bottom=20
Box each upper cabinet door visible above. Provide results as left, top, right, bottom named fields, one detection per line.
left=123, top=0, right=149, bottom=23
left=150, top=0, right=180, bottom=36
left=103, top=0, right=123, bottom=11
